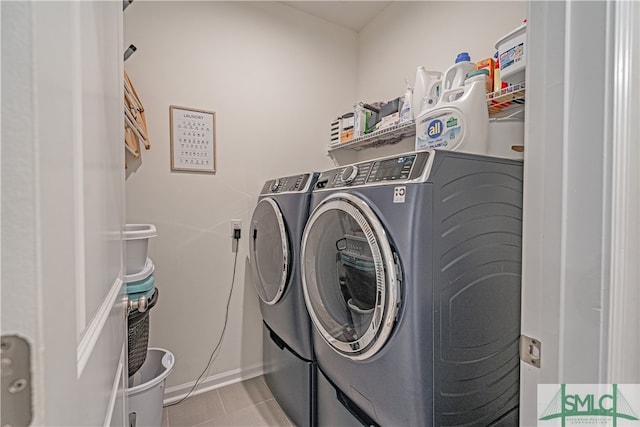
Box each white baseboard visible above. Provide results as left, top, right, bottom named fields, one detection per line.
left=163, top=363, right=264, bottom=405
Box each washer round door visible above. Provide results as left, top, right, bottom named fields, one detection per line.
left=301, top=193, right=401, bottom=360
left=250, top=198, right=290, bottom=305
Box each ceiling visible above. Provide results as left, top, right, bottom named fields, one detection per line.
left=280, top=1, right=392, bottom=32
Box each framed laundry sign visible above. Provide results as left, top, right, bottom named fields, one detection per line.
left=170, top=105, right=216, bottom=173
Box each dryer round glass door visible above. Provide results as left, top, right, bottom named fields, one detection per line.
left=250, top=198, right=290, bottom=305
left=301, top=193, right=401, bottom=360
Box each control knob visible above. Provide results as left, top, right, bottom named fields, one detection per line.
left=270, top=178, right=281, bottom=192
left=340, top=165, right=359, bottom=184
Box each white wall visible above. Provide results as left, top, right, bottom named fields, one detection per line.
left=354, top=1, right=527, bottom=160
left=123, top=0, right=526, bottom=394
left=123, top=1, right=357, bottom=391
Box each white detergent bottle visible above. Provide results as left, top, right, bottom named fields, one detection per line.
left=415, top=78, right=489, bottom=156
left=418, top=70, right=443, bottom=115
left=412, top=66, right=428, bottom=117
left=443, top=52, right=477, bottom=90
left=412, top=67, right=443, bottom=116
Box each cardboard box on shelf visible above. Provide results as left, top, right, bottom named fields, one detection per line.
left=340, top=129, right=354, bottom=143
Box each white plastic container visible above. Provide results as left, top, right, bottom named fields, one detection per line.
left=124, top=258, right=155, bottom=312
left=412, top=67, right=442, bottom=117
left=496, top=21, right=527, bottom=84
left=399, top=84, right=413, bottom=123
left=465, top=69, right=492, bottom=93
left=443, top=52, right=477, bottom=91
left=128, top=348, right=175, bottom=427
left=124, top=258, right=155, bottom=283
left=124, top=224, right=157, bottom=275
left=415, top=79, right=489, bottom=156
left=488, top=118, right=524, bottom=160
left=347, top=300, right=374, bottom=336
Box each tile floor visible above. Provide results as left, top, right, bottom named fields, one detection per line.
left=162, top=376, right=293, bottom=427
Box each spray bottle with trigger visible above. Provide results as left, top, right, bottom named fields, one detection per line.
left=399, top=79, right=413, bottom=123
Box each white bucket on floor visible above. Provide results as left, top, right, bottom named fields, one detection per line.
left=128, top=348, right=175, bottom=427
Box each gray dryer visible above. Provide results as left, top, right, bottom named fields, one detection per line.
left=249, top=173, right=318, bottom=427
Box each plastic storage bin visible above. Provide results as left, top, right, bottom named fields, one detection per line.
left=496, top=21, right=527, bottom=84
left=125, top=258, right=155, bottom=283
left=127, top=276, right=156, bottom=309
left=125, top=258, right=156, bottom=311
left=128, top=348, right=175, bottom=427
left=124, top=224, right=157, bottom=275
left=488, top=118, right=525, bottom=160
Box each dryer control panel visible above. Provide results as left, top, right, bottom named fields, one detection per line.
left=260, top=173, right=314, bottom=195
left=316, top=151, right=430, bottom=190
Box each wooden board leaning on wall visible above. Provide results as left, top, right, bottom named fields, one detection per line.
left=124, top=71, right=150, bottom=166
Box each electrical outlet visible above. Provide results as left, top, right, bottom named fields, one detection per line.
left=231, top=219, right=242, bottom=237
left=230, top=219, right=242, bottom=253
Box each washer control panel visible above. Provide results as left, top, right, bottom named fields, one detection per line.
left=316, top=152, right=430, bottom=190
left=368, top=155, right=416, bottom=183
left=261, top=174, right=312, bottom=194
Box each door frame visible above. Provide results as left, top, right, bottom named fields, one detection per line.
left=520, top=1, right=640, bottom=424
left=605, top=0, right=640, bottom=384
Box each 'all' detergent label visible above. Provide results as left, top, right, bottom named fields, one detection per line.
left=415, top=109, right=464, bottom=151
